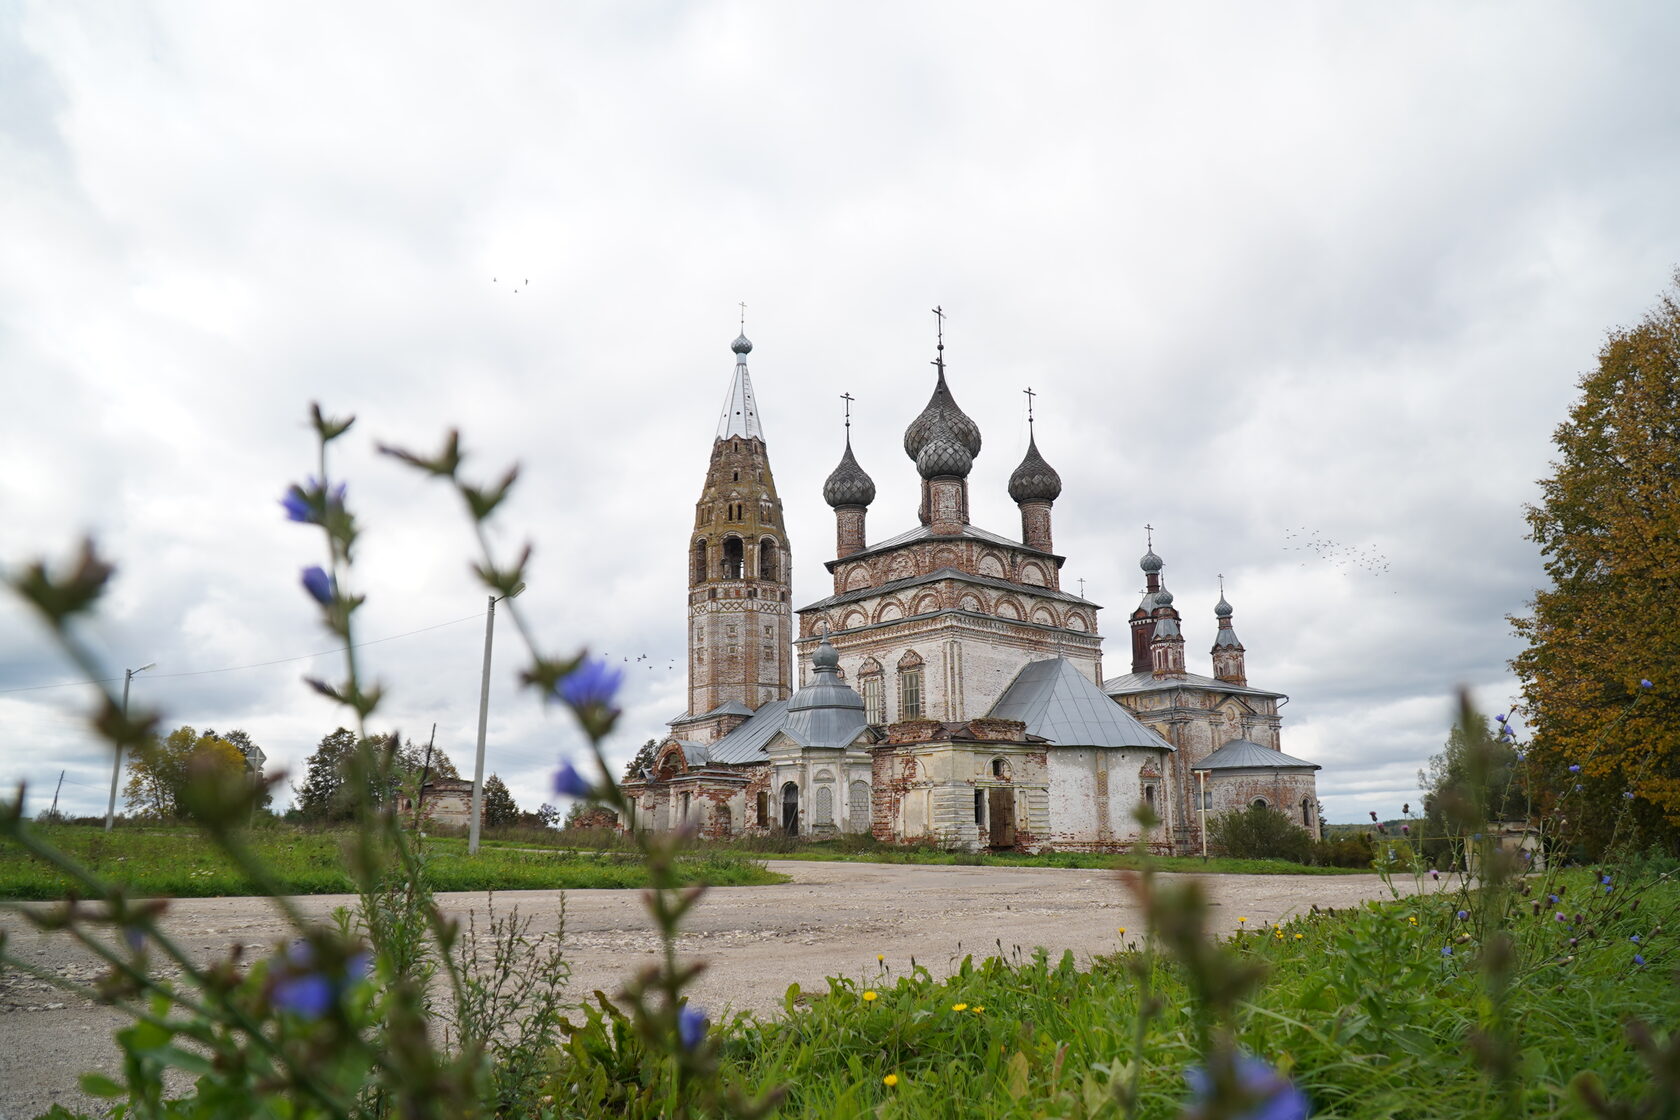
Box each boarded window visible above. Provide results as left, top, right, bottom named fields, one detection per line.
left=849, top=781, right=869, bottom=826
left=815, top=786, right=834, bottom=825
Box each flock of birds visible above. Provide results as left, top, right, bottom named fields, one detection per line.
left=1281, top=527, right=1391, bottom=577
left=492, top=277, right=531, bottom=293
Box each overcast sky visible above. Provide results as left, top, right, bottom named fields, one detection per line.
left=4, top=2, right=1678, bottom=825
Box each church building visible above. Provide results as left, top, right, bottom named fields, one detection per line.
left=622, top=324, right=1320, bottom=853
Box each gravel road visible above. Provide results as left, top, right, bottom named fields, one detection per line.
left=0, top=861, right=1427, bottom=1118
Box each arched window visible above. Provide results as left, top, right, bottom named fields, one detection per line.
left=898, top=650, right=925, bottom=721
left=1251, top=797, right=1269, bottom=810
left=759, top=538, right=779, bottom=581
left=991, top=758, right=1011, bottom=780
left=815, top=786, right=834, bottom=825
left=1301, top=798, right=1313, bottom=826
left=859, top=659, right=885, bottom=724
left=781, top=782, right=799, bottom=836
left=692, top=540, right=708, bottom=582
left=722, top=538, right=744, bottom=579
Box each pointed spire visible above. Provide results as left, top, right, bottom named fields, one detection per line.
left=715, top=325, right=763, bottom=440
left=823, top=397, right=876, bottom=508
left=1009, top=389, right=1062, bottom=503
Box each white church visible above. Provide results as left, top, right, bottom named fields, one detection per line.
left=621, top=324, right=1321, bottom=854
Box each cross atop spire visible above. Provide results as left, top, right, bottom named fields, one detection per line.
left=1145, top=523, right=1154, bottom=550
left=1024, top=386, right=1037, bottom=432
left=841, top=392, right=854, bottom=433
left=739, top=300, right=747, bottom=331
left=931, top=305, right=947, bottom=375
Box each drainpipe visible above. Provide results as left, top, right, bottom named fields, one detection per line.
left=1197, top=769, right=1208, bottom=860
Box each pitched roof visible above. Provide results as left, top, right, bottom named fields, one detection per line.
left=714, top=353, right=763, bottom=440
left=668, top=699, right=754, bottom=726
left=1102, top=670, right=1285, bottom=701
left=705, top=699, right=790, bottom=764
left=989, top=659, right=1174, bottom=750
left=1192, top=739, right=1319, bottom=771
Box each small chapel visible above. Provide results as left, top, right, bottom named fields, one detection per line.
left=621, top=323, right=1321, bottom=854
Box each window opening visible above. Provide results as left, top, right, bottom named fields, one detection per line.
left=1251, top=797, right=1269, bottom=810
left=692, top=540, right=707, bottom=582
left=1301, top=798, right=1312, bottom=826
left=759, top=539, right=778, bottom=580
left=781, top=782, right=799, bottom=836
left=900, top=668, right=923, bottom=720
left=991, top=758, right=1010, bottom=779
left=722, top=538, right=744, bottom=579
left=756, top=790, right=768, bottom=826
left=862, top=676, right=885, bottom=724
left=974, top=789, right=985, bottom=826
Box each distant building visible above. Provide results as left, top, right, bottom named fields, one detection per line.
left=623, top=326, right=1321, bottom=853
left=396, top=778, right=477, bottom=828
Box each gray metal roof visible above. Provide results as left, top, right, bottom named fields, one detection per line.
left=903, top=366, right=982, bottom=461
left=673, top=740, right=710, bottom=766
left=706, top=699, right=790, bottom=764
left=669, top=699, right=754, bottom=725
left=823, top=522, right=1061, bottom=569
left=989, top=659, right=1174, bottom=751
left=799, top=565, right=1095, bottom=614
left=714, top=345, right=763, bottom=440
left=1193, top=738, right=1319, bottom=772
left=1102, top=670, right=1285, bottom=701
left=780, top=638, right=870, bottom=748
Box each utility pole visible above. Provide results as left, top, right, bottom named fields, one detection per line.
left=416, top=723, right=437, bottom=822
left=106, top=662, right=156, bottom=831
left=49, top=770, right=65, bottom=821
left=469, top=585, right=523, bottom=855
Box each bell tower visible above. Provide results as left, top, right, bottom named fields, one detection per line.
left=686, top=328, right=793, bottom=732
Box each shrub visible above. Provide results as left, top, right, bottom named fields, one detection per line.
left=1207, top=805, right=1314, bottom=863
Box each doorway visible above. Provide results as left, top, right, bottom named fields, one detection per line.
left=781, top=782, right=799, bottom=836
left=987, top=787, right=1016, bottom=848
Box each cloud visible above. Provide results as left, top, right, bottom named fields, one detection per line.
left=4, top=2, right=1678, bottom=823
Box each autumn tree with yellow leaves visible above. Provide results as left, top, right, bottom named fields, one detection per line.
left=123, top=725, right=250, bottom=820
left=1511, top=274, right=1680, bottom=856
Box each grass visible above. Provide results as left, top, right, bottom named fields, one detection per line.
left=555, top=868, right=1680, bottom=1117
left=0, top=823, right=785, bottom=900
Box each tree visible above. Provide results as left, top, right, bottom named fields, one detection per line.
left=1419, top=714, right=1525, bottom=834
left=397, top=738, right=459, bottom=782
left=203, top=727, right=273, bottom=811
left=536, top=803, right=562, bottom=829
left=481, top=774, right=520, bottom=828
left=295, top=728, right=359, bottom=822
left=124, top=726, right=247, bottom=820
left=1511, top=273, right=1680, bottom=854
left=622, top=738, right=658, bottom=782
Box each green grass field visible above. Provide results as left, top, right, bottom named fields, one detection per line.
left=0, top=824, right=784, bottom=900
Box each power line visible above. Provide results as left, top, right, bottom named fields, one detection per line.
left=0, top=611, right=487, bottom=696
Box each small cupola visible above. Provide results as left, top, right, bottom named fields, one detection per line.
left=824, top=427, right=876, bottom=558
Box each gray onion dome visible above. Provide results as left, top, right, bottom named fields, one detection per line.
left=904, top=369, right=982, bottom=462
left=1008, top=434, right=1062, bottom=503
left=731, top=333, right=753, bottom=355
left=916, top=426, right=974, bottom=479
left=1154, top=586, right=1174, bottom=608
left=811, top=636, right=840, bottom=671
left=822, top=439, right=877, bottom=508
left=1214, top=593, right=1233, bottom=618
left=1140, top=548, right=1164, bottom=574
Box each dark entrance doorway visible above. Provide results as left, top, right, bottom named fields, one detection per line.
left=781, top=782, right=800, bottom=836
left=987, top=788, right=1016, bottom=848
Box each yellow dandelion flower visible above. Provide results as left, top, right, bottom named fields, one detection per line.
left=972, top=1005, right=985, bottom=1013
left=862, top=991, right=878, bottom=1002
left=951, top=1003, right=969, bottom=1012
left=877, top=953, right=884, bottom=963
left=1118, top=927, right=1126, bottom=936
left=1294, top=933, right=1303, bottom=940
left=883, top=1073, right=899, bottom=1087
left=1238, top=917, right=1247, bottom=925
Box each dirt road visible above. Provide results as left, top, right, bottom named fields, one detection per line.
left=0, top=861, right=1425, bottom=1118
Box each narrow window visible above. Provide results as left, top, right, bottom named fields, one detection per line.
left=722, top=538, right=744, bottom=579
left=900, top=668, right=923, bottom=720
left=759, top=539, right=778, bottom=580
left=1301, top=798, right=1312, bottom=826
left=974, top=789, right=985, bottom=825
left=1144, top=784, right=1155, bottom=807
left=862, top=676, right=885, bottom=724
left=991, top=758, right=1010, bottom=779
left=732, top=469, right=739, bottom=481
left=692, top=540, right=708, bottom=582
left=679, top=792, right=691, bottom=820
left=756, top=790, right=768, bottom=826
left=1200, top=790, right=1213, bottom=811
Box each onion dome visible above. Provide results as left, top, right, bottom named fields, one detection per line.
left=812, top=637, right=841, bottom=672
left=1154, top=586, right=1174, bottom=608
left=1008, top=434, right=1062, bottom=503
left=783, top=637, right=869, bottom=748
left=731, top=333, right=753, bottom=355
left=1214, top=593, right=1233, bottom=618
left=1140, top=549, right=1163, bottom=574
left=916, top=424, right=973, bottom=479
left=823, top=438, right=877, bottom=508
left=903, top=369, right=982, bottom=462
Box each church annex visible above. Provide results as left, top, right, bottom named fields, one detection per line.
left=622, top=324, right=1320, bottom=854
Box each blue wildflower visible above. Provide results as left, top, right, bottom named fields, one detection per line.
left=1640, top=679, right=1654, bottom=689
left=1495, top=712, right=1507, bottom=723
left=559, top=659, right=624, bottom=710
left=1568, top=764, right=1581, bottom=773
left=281, top=489, right=311, bottom=522
left=1442, top=945, right=1453, bottom=957
left=301, top=566, right=333, bottom=605
left=678, top=1005, right=708, bottom=1051
left=553, top=760, right=595, bottom=799
left=1457, top=910, right=1469, bottom=921
left=1630, top=934, right=1641, bottom=943
left=1624, top=791, right=1635, bottom=800
left=1601, top=874, right=1612, bottom=885
left=1184, top=1054, right=1309, bottom=1120
left=1548, top=894, right=1559, bottom=905
left=272, top=973, right=334, bottom=1019
left=1634, top=954, right=1646, bottom=966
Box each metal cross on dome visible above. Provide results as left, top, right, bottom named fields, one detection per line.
left=840, top=392, right=855, bottom=432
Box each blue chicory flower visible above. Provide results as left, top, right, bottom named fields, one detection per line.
left=1601, top=874, right=1612, bottom=885
left=1641, top=679, right=1653, bottom=689
left=678, top=1005, right=708, bottom=1051
left=1568, top=764, right=1581, bottom=773
left=1624, top=791, right=1635, bottom=800
left=272, top=973, right=334, bottom=1019
left=281, top=489, right=311, bottom=522
left=559, top=659, right=624, bottom=711
left=1548, top=894, right=1559, bottom=905
left=553, top=760, right=595, bottom=799
left=301, top=566, right=333, bottom=605
left=1441, top=945, right=1453, bottom=957
left=1630, top=934, right=1641, bottom=943
left=1634, top=954, right=1646, bottom=966
left=1184, top=1054, right=1309, bottom=1120
left=1495, top=712, right=1507, bottom=723
left=1456, top=910, right=1469, bottom=921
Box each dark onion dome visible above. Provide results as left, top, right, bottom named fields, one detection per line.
left=731, top=333, right=753, bottom=355
left=903, top=368, right=982, bottom=462
left=1007, top=434, right=1062, bottom=503
left=1214, top=593, right=1234, bottom=618
left=822, top=438, right=877, bottom=508
left=916, top=424, right=974, bottom=479
left=1140, top=548, right=1163, bottom=573
left=1153, top=586, right=1174, bottom=608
